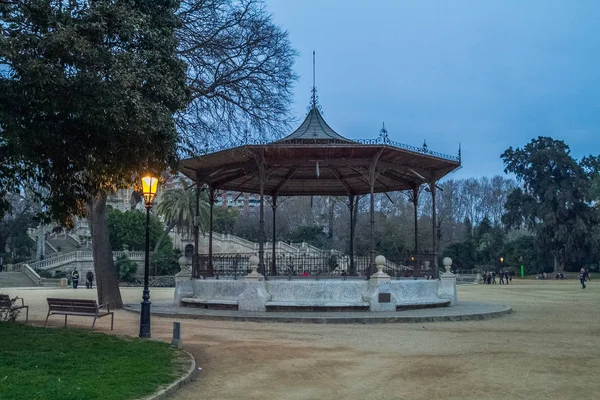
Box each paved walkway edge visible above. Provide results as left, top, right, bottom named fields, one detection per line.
left=138, top=349, right=198, bottom=400
left=123, top=303, right=513, bottom=324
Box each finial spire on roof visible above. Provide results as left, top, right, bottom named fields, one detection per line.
left=311, top=50, right=317, bottom=109
left=379, top=122, right=389, bottom=143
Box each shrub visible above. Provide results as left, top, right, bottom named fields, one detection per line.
left=115, top=254, right=137, bottom=282
left=38, top=270, right=53, bottom=278
left=53, top=270, right=67, bottom=279
left=150, top=247, right=182, bottom=276
left=0, top=296, right=22, bottom=322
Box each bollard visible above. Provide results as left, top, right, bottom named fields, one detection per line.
left=171, top=322, right=183, bottom=348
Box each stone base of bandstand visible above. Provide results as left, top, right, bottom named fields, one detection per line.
left=175, top=277, right=455, bottom=312
left=172, top=256, right=467, bottom=315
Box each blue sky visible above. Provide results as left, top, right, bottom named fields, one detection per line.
left=265, top=0, right=600, bottom=179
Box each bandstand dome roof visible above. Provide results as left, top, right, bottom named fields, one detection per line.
left=276, top=106, right=355, bottom=144
left=180, top=103, right=461, bottom=196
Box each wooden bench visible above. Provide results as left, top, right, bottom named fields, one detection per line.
left=0, top=294, right=29, bottom=322
left=45, top=298, right=114, bottom=330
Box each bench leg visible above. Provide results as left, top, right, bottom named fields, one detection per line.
left=64, top=314, right=67, bottom=327
left=111, top=313, right=114, bottom=331
left=25, top=306, right=29, bottom=323
left=44, top=311, right=50, bottom=327
left=91, top=317, right=96, bottom=330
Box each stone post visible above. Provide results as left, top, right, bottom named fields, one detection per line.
left=365, top=255, right=396, bottom=311
left=438, top=257, right=457, bottom=305
left=239, top=255, right=270, bottom=311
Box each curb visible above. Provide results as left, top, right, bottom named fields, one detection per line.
left=123, top=303, right=512, bottom=324
left=138, top=349, right=198, bottom=400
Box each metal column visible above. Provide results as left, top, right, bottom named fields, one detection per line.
left=193, top=175, right=201, bottom=279
left=207, top=186, right=214, bottom=277
left=258, top=163, right=266, bottom=276
left=271, top=195, right=278, bottom=276
left=412, top=186, right=419, bottom=255
left=430, top=182, right=438, bottom=279
left=348, top=194, right=355, bottom=276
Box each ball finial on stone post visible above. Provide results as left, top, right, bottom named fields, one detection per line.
left=246, top=255, right=263, bottom=281
left=375, top=255, right=386, bottom=274
left=178, top=256, right=188, bottom=269
left=442, top=257, right=453, bottom=275
left=175, top=255, right=192, bottom=283
left=371, top=255, right=390, bottom=282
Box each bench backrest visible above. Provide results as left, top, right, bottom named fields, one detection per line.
left=0, top=294, right=11, bottom=308
left=47, top=298, right=99, bottom=314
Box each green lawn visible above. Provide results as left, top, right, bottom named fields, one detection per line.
left=0, top=323, right=186, bottom=400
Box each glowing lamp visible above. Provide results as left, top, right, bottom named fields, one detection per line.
left=141, top=176, right=159, bottom=207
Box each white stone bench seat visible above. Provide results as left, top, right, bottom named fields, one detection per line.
left=396, top=299, right=450, bottom=309
left=180, top=298, right=238, bottom=306
left=266, top=301, right=369, bottom=307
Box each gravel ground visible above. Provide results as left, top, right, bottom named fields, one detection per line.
left=3, top=279, right=598, bottom=400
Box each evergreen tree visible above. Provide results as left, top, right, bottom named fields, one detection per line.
left=502, top=137, right=598, bottom=272
left=1, top=0, right=189, bottom=307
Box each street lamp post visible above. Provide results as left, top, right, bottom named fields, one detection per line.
left=139, top=175, right=158, bottom=338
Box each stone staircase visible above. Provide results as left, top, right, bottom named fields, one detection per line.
left=46, top=233, right=81, bottom=253
left=0, top=272, right=38, bottom=288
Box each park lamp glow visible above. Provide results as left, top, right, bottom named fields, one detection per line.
left=500, top=257, right=504, bottom=263
left=141, top=175, right=159, bottom=208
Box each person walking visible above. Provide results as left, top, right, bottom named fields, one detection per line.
left=504, top=270, right=509, bottom=285
left=71, top=269, right=80, bottom=289
left=85, top=270, right=94, bottom=289
left=579, top=268, right=587, bottom=289
left=499, top=272, right=504, bottom=284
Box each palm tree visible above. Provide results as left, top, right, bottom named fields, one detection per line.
left=154, top=178, right=210, bottom=252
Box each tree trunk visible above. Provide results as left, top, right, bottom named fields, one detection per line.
left=36, top=223, right=45, bottom=261
left=154, top=220, right=177, bottom=252
left=352, top=196, right=359, bottom=246
left=553, top=256, right=564, bottom=273
left=328, top=197, right=334, bottom=240
left=90, top=195, right=123, bottom=309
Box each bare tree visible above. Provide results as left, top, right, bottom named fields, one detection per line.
left=176, top=0, right=298, bottom=152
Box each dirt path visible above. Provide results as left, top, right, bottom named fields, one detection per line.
left=5, top=280, right=598, bottom=400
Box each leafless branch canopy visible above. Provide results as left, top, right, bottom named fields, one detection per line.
left=176, top=0, right=298, bottom=156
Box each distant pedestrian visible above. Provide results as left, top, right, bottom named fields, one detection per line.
left=579, top=268, right=586, bottom=289
left=71, top=269, right=80, bottom=289
left=86, top=270, right=94, bottom=289
left=492, top=272, right=497, bottom=284
left=499, top=273, right=504, bottom=284
left=504, top=270, right=509, bottom=284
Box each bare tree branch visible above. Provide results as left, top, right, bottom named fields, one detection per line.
left=175, top=0, right=298, bottom=154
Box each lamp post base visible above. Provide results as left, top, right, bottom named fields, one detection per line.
left=139, top=299, right=151, bottom=338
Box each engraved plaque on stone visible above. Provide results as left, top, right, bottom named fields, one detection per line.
left=378, top=293, right=391, bottom=303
